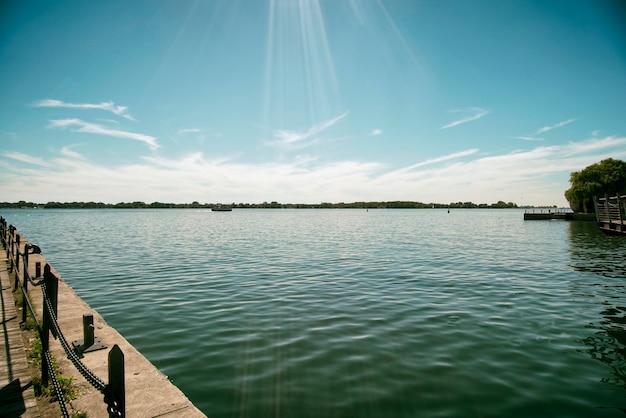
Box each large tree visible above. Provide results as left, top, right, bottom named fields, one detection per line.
left=565, top=158, right=626, bottom=213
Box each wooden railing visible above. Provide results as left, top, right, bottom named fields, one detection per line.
left=594, top=195, right=626, bottom=235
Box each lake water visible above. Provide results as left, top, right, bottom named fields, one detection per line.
left=3, top=208, right=626, bottom=417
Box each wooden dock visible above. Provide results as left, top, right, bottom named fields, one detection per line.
left=523, top=209, right=597, bottom=221
left=524, top=209, right=572, bottom=220
left=594, top=195, right=626, bottom=235
left=0, top=257, right=39, bottom=417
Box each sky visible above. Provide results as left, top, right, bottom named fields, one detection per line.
left=1, top=0, right=625, bottom=206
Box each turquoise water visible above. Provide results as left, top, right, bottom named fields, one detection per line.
left=3, top=208, right=626, bottom=417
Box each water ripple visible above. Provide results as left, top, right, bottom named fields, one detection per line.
left=4, top=208, right=626, bottom=417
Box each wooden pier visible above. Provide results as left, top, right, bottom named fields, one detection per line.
left=0, top=255, right=39, bottom=417
left=523, top=209, right=597, bottom=221
left=594, top=195, right=626, bottom=235
left=524, top=209, right=572, bottom=220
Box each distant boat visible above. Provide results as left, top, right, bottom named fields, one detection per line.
left=212, top=205, right=232, bottom=212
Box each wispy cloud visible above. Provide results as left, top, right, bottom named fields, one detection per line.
left=378, top=148, right=480, bottom=180
left=2, top=136, right=625, bottom=206
left=48, top=119, right=159, bottom=150
left=267, top=112, right=349, bottom=148
left=60, top=146, right=84, bottom=160
left=33, top=99, right=135, bottom=121
left=536, top=118, right=576, bottom=134
left=441, top=107, right=489, bottom=129
left=370, top=129, right=383, bottom=136
left=513, top=136, right=543, bottom=141
left=178, top=128, right=201, bottom=135
left=1, top=131, right=18, bottom=140
left=514, top=118, right=577, bottom=142
left=3, top=151, right=52, bottom=167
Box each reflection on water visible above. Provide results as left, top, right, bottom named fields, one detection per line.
left=568, top=221, right=626, bottom=278
left=569, top=221, right=626, bottom=398
left=5, top=209, right=626, bottom=417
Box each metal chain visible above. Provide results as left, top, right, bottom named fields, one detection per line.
left=103, top=385, right=124, bottom=417
left=21, top=286, right=41, bottom=329
left=6, top=228, right=125, bottom=417
left=41, top=278, right=124, bottom=415
left=26, top=272, right=45, bottom=287
left=41, top=284, right=107, bottom=391
left=44, top=350, right=71, bottom=418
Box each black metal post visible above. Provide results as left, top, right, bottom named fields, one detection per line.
left=108, top=344, right=125, bottom=418
left=10, top=234, right=20, bottom=291
left=15, top=235, right=20, bottom=274
left=83, top=314, right=95, bottom=348
left=8, top=227, right=15, bottom=278
left=22, top=247, right=29, bottom=323
left=46, top=266, right=58, bottom=339
left=41, top=264, right=52, bottom=386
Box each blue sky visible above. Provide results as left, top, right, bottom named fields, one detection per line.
left=1, top=0, right=625, bottom=206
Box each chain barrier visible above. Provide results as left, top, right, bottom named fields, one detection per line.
left=42, top=283, right=107, bottom=391
left=44, top=350, right=71, bottom=418
left=21, top=286, right=41, bottom=330
left=41, top=267, right=124, bottom=416
left=104, top=386, right=124, bottom=418
left=1, top=216, right=124, bottom=417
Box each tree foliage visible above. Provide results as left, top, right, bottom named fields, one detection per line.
left=1, top=200, right=522, bottom=209
left=564, top=158, right=626, bottom=212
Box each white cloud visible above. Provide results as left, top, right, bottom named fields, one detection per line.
left=441, top=107, right=489, bottom=129
left=97, top=118, right=120, bottom=124
left=178, top=128, right=201, bottom=135
left=513, top=136, right=543, bottom=141
left=2, top=136, right=625, bottom=206
left=48, top=118, right=159, bottom=150
left=3, top=151, right=52, bottom=167
left=33, top=99, right=135, bottom=120
left=370, top=129, right=383, bottom=136
left=513, top=118, right=576, bottom=142
left=536, top=118, right=576, bottom=134
left=379, top=148, right=480, bottom=180
left=60, top=146, right=84, bottom=160
left=267, top=112, right=349, bottom=148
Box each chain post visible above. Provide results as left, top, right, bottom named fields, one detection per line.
left=22, top=246, right=29, bottom=323
left=47, top=266, right=59, bottom=339
left=108, top=344, right=125, bottom=418
left=83, top=314, right=95, bottom=347
left=10, top=227, right=20, bottom=291
left=42, top=264, right=52, bottom=386
left=8, top=226, right=15, bottom=278
left=72, top=313, right=107, bottom=354
left=15, top=234, right=20, bottom=274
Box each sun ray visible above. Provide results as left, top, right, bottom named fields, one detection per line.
left=262, top=0, right=340, bottom=132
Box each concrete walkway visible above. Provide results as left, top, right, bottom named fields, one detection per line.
left=2, top=235, right=208, bottom=418
left=0, top=257, right=39, bottom=417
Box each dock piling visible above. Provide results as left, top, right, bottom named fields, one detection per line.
left=72, top=313, right=108, bottom=354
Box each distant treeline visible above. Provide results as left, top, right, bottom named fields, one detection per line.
left=0, top=200, right=551, bottom=209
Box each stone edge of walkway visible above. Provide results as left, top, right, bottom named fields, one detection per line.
left=9, top=236, right=208, bottom=418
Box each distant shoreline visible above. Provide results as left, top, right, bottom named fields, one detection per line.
left=1, top=200, right=557, bottom=210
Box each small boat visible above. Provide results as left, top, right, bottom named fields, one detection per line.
left=212, top=205, right=232, bottom=212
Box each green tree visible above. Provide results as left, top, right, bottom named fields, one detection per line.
left=565, top=158, right=626, bottom=213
